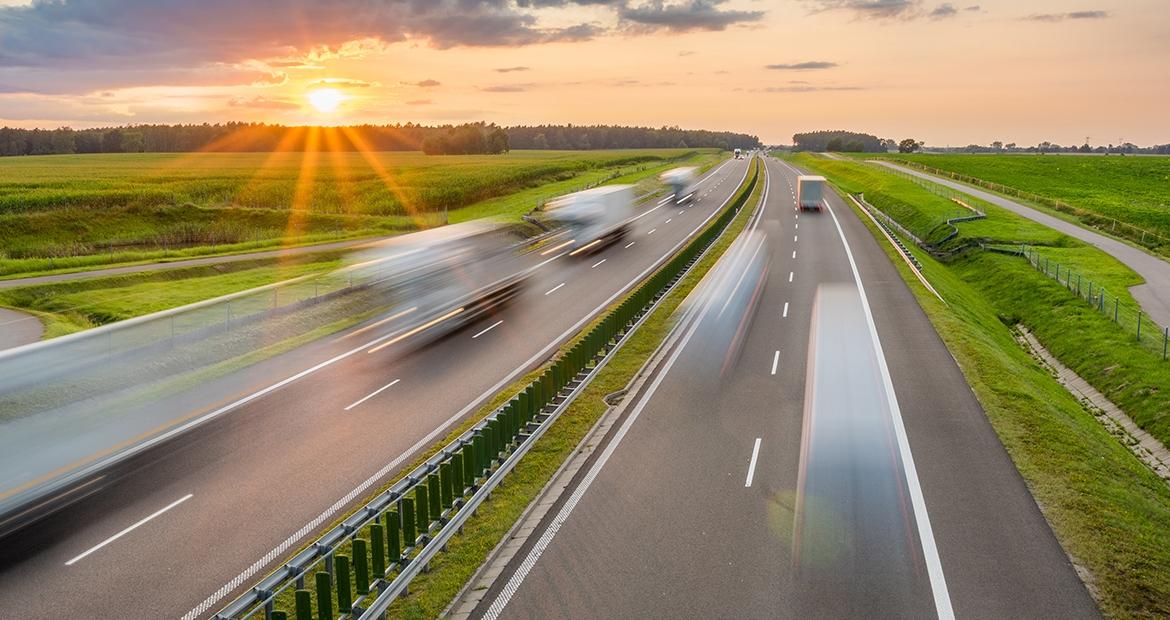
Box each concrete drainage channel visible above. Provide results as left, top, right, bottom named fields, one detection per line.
left=208, top=161, right=760, bottom=620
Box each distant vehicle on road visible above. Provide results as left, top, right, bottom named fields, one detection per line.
left=797, top=175, right=826, bottom=211
left=734, top=148, right=742, bottom=159
left=544, top=184, right=636, bottom=255
left=660, top=166, right=698, bottom=204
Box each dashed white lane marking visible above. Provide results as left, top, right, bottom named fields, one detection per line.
left=472, top=320, right=504, bottom=339
left=545, top=283, right=566, bottom=295
left=795, top=223, right=798, bottom=230
left=789, top=271, right=794, bottom=283
left=344, top=379, right=401, bottom=411
left=665, top=218, right=672, bottom=224
left=624, top=241, right=636, bottom=249
left=591, top=259, right=607, bottom=269
left=647, top=228, right=657, bottom=235
left=792, top=250, right=797, bottom=259
left=794, top=235, right=798, bottom=242
left=771, top=351, right=780, bottom=375
left=783, top=302, right=789, bottom=318
left=745, top=438, right=762, bottom=487
left=65, top=494, right=194, bottom=566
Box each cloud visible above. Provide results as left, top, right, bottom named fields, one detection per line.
left=758, top=85, right=866, bottom=92
left=807, top=0, right=918, bottom=19
left=494, top=66, right=531, bottom=73
left=412, top=79, right=442, bottom=88
left=621, top=1, right=765, bottom=32
left=480, top=83, right=534, bottom=92
left=929, top=3, right=958, bottom=18
left=307, top=78, right=374, bottom=89
left=228, top=96, right=299, bottom=110
left=405, top=99, right=433, bottom=105
left=765, top=61, right=838, bottom=70
left=1024, top=10, right=1109, bottom=22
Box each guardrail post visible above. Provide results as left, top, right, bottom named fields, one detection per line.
left=402, top=497, right=417, bottom=547
left=474, top=433, right=487, bottom=475
left=353, top=539, right=370, bottom=596
left=387, top=509, right=402, bottom=563
left=336, top=554, right=353, bottom=613
left=315, top=571, right=333, bottom=620
left=427, top=473, right=442, bottom=522
left=272, top=611, right=287, bottom=620
left=415, top=485, right=430, bottom=536
left=440, top=462, right=454, bottom=510
left=370, top=524, right=385, bottom=578
left=294, top=590, right=312, bottom=620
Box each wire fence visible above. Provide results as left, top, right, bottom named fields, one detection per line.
left=1022, top=245, right=1169, bottom=360
left=889, top=160, right=1170, bottom=254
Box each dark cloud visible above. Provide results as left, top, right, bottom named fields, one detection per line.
left=929, top=3, right=957, bottom=18
left=1025, top=10, right=1109, bottom=22
left=765, top=61, right=838, bottom=70
left=807, top=0, right=918, bottom=19
left=494, top=66, right=531, bottom=73
left=621, top=1, right=765, bottom=32
left=413, top=79, right=442, bottom=88
left=480, top=83, right=534, bottom=92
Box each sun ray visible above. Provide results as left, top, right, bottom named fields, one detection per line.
left=339, top=125, right=436, bottom=230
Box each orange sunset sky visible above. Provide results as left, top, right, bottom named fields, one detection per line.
left=0, top=0, right=1166, bottom=146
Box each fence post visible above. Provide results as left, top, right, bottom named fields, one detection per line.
left=1138, top=312, right=1143, bottom=341
left=1164, top=327, right=1168, bottom=361
left=1115, top=298, right=1119, bottom=322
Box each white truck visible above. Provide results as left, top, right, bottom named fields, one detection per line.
left=797, top=175, right=826, bottom=211
left=660, top=166, right=698, bottom=204
left=734, top=148, right=742, bottom=159
left=544, top=184, right=636, bottom=255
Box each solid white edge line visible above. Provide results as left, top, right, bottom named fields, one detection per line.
left=65, top=493, right=193, bottom=566
left=823, top=198, right=955, bottom=619
left=344, top=379, right=401, bottom=411
left=472, top=320, right=504, bottom=339
left=744, top=438, right=762, bottom=487
left=544, top=283, right=566, bottom=296
left=770, top=350, right=780, bottom=375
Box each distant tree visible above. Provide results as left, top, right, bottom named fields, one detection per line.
left=1005, top=142, right=1017, bottom=150
left=531, top=133, right=549, bottom=149
left=101, top=129, right=124, bottom=153
left=1079, top=143, right=1092, bottom=153
left=826, top=137, right=844, bottom=152
left=793, top=130, right=884, bottom=153
left=991, top=141, right=1003, bottom=151
left=898, top=138, right=921, bottom=153
left=881, top=138, right=897, bottom=151
left=50, top=128, right=76, bottom=154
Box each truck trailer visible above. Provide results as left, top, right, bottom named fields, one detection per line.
left=544, top=184, right=637, bottom=255
left=660, top=166, right=698, bottom=204
left=797, top=175, right=826, bottom=211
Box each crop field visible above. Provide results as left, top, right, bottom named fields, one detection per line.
left=0, top=148, right=706, bottom=275
left=886, top=153, right=1170, bottom=240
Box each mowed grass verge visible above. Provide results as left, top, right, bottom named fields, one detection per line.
left=799, top=154, right=1170, bottom=617
left=252, top=159, right=763, bottom=619
left=0, top=149, right=707, bottom=276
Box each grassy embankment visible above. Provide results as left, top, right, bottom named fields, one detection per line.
left=0, top=149, right=719, bottom=339
left=0, top=149, right=707, bottom=277
left=789, top=153, right=1170, bottom=618
left=253, top=158, right=763, bottom=619
left=883, top=153, right=1170, bottom=253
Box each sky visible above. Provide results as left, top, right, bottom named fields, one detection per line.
left=0, top=0, right=1166, bottom=146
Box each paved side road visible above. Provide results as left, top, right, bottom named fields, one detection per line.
left=874, top=160, right=1170, bottom=327
left=0, top=308, right=42, bottom=349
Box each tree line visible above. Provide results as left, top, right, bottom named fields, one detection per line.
left=0, top=122, right=759, bottom=157
left=791, top=130, right=888, bottom=153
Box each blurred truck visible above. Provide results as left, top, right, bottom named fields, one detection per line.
left=544, top=184, right=636, bottom=255
left=797, top=175, right=826, bottom=211
left=734, top=148, right=742, bottom=159
left=660, top=166, right=698, bottom=204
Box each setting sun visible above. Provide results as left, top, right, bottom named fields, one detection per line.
left=307, top=88, right=344, bottom=113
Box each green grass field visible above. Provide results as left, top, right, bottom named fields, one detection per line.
left=0, top=149, right=708, bottom=275
left=885, top=153, right=1170, bottom=242
left=796, top=153, right=1170, bottom=616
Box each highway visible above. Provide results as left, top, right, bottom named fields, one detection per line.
left=874, top=160, right=1170, bottom=328
left=0, top=156, right=752, bottom=619
left=469, top=156, right=1100, bottom=619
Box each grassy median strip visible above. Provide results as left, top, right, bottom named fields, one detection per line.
left=819, top=159, right=1170, bottom=618
left=382, top=159, right=764, bottom=619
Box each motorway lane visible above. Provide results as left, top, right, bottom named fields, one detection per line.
left=0, top=157, right=750, bottom=619
left=473, top=156, right=1099, bottom=618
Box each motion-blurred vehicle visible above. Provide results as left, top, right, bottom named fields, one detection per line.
left=734, top=148, right=742, bottom=159
left=543, top=184, right=636, bottom=255
left=348, top=221, right=529, bottom=341
left=659, top=166, right=698, bottom=204
left=797, top=175, right=826, bottom=211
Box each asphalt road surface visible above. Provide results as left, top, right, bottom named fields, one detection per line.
left=875, top=160, right=1170, bottom=328
left=0, top=308, right=41, bottom=350
left=0, top=156, right=751, bottom=619
left=473, top=156, right=1099, bottom=619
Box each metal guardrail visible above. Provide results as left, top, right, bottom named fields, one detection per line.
left=1020, top=245, right=1169, bottom=360
left=209, top=160, right=761, bottom=620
